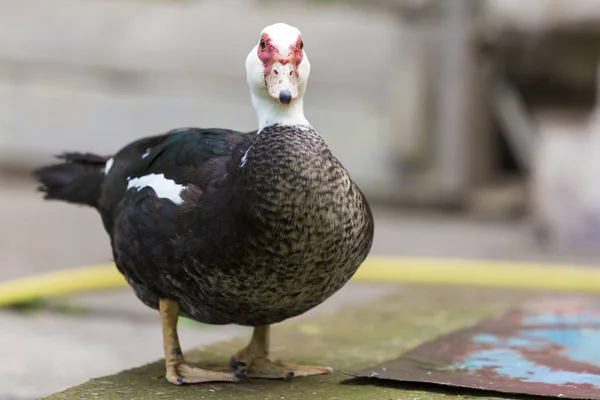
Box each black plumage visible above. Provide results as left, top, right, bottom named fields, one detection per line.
left=34, top=152, right=108, bottom=208
left=35, top=125, right=373, bottom=326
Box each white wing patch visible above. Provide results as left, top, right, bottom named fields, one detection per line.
left=142, top=148, right=151, bottom=159
left=127, top=173, right=185, bottom=205
left=104, top=157, right=114, bottom=175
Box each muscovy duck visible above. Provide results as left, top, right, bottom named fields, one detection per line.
left=34, top=23, right=374, bottom=385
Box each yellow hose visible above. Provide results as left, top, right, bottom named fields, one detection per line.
left=0, top=265, right=126, bottom=307
left=1, top=257, right=599, bottom=307
left=354, top=257, right=600, bottom=292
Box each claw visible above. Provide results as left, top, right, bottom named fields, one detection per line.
left=284, top=371, right=295, bottom=381
left=234, top=369, right=249, bottom=381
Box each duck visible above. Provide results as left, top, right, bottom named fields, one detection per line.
left=33, top=22, right=374, bottom=385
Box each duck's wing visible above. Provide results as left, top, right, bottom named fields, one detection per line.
left=99, top=127, right=255, bottom=297
left=99, top=127, right=255, bottom=214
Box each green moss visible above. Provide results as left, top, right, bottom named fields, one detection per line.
left=178, top=316, right=208, bottom=329
left=6, top=298, right=46, bottom=313
left=44, top=284, right=533, bottom=400
left=7, top=298, right=86, bottom=315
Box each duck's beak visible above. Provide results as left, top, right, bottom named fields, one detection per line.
left=265, top=61, right=299, bottom=105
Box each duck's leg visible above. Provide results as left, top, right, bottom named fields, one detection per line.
left=230, top=325, right=333, bottom=380
left=160, top=298, right=245, bottom=385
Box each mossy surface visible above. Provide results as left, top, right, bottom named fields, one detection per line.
left=44, top=284, right=535, bottom=400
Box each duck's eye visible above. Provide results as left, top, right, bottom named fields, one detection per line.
left=300, top=40, right=304, bottom=50
left=259, top=38, right=266, bottom=50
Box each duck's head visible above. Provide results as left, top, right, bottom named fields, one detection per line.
left=246, top=23, right=311, bottom=130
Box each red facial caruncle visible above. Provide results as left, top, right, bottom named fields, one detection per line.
left=257, top=34, right=303, bottom=76
left=257, top=33, right=304, bottom=104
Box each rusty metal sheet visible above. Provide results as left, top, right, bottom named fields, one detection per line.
left=346, top=296, right=600, bottom=399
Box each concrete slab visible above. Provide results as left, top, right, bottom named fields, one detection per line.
left=42, top=284, right=540, bottom=400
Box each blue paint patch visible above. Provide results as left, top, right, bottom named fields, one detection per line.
left=522, top=329, right=600, bottom=367
left=472, top=333, right=548, bottom=350
left=471, top=333, right=501, bottom=345
left=524, top=312, right=600, bottom=327
left=460, top=348, right=600, bottom=387
left=456, top=320, right=600, bottom=386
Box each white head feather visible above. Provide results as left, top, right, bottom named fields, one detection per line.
left=245, top=23, right=311, bottom=132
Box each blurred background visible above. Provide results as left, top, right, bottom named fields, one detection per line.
left=2, top=0, right=600, bottom=398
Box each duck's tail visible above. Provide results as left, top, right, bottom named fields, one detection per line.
left=33, top=152, right=109, bottom=208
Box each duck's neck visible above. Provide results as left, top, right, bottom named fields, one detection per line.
left=250, top=93, right=310, bottom=133
left=239, top=92, right=328, bottom=201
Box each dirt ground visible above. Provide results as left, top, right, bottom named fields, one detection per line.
left=0, top=176, right=596, bottom=399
